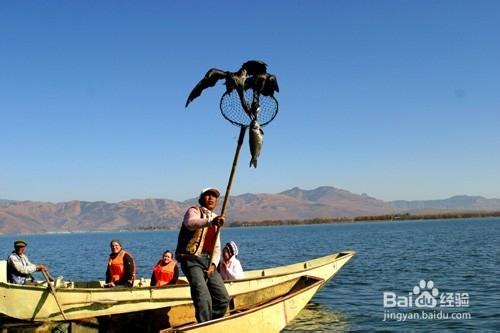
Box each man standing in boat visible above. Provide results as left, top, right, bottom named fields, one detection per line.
left=175, top=187, right=230, bottom=323
left=7, top=240, right=47, bottom=285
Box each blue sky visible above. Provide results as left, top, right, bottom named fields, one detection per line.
left=1, top=1, right=499, bottom=203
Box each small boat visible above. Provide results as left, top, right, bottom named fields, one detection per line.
left=0, top=250, right=355, bottom=322
left=158, top=276, right=325, bottom=333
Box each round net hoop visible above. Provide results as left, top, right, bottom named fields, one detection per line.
left=220, top=89, right=278, bottom=128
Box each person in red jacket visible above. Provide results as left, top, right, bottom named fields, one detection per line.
left=105, top=240, right=136, bottom=288
left=151, top=250, right=179, bottom=286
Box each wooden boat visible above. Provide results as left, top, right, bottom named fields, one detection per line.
left=0, top=276, right=325, bottom=332
left=158, top=276, right=325, bottom=333
left=0, top=250, right=355, bottom=322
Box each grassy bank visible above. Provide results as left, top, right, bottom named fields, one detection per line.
left=230, top=211, right=500, bottom=227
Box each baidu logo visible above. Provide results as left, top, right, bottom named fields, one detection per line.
left=382, top=279, right=471, bottom=321
left=384, top=279, right=440, bottom=308
left=414, top=280, right=439, bottom=308
left=383, top=280, right=469, bottom=309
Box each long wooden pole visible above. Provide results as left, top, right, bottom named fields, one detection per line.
left=220, top=126, right=247, bottom=216
left=42, top=269, right=68, bottom=320
left=210, top=126, right=247, bottom=259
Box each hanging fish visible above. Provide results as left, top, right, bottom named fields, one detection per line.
left=249, top=119, right=264, bottom=168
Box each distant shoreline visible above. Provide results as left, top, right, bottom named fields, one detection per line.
left=4, top=211, right=499, bottom=236
left=229, top=211, right=500, bottom=227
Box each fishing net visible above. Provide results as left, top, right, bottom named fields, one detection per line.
left=220, top=89, right=278, bottom=128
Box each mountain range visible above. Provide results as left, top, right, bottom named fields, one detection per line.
left=1, top=186, right=500, bottom=235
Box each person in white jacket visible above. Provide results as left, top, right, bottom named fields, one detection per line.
left=218, top=241, right=244, bottom=280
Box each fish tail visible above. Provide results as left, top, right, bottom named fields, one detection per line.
left=249, top=158, right=257, bottom=168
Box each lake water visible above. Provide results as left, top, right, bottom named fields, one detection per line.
left=1, top=217, right=499, bottom=332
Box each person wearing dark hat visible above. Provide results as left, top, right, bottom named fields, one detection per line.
left=105, top=239, right=136, bottom=288
left=218, top=241, right=244, bottom=280
left=175, top=187, right=229, bottom=323
left=7, top=240, right=47, bottom=285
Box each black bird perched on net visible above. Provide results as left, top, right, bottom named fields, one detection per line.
left=245, top=73, right=279, bottom=119
left=185, top=60, right=268, bottom=117
left=245, top=73, right=279, bottom=97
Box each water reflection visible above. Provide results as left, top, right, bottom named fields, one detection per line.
left=283, top=302, right=349, bottom=332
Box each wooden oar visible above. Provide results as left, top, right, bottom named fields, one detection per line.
left=41, top=269, right=68, bottom=320
left=210, top=126, right=246, bottom=260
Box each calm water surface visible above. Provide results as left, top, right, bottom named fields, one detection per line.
left=1, top=217, right=499, bottom=332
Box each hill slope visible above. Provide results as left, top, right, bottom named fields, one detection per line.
left=1, top=187, right=499, bottom=234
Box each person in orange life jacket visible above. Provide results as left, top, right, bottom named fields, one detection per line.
left=218, top=241, right=244, bottom=280
left=150, top=250, right=179, bottom=286
left=175, top=187, right=230, bottom=323
left=7, top=240, right=47, bottom=285
left=105, top=240, right=136, bottom=288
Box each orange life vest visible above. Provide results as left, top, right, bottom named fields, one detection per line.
left=108, top=250, right=135, bottom=283
left=152, top=260, right=177, bottom=286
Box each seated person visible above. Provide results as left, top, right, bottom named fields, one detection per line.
left=151, top=250, right=179, bottom=286
left=218, top=241, right=244, bottom=280
left=105, top=240, right=136, bottom=288
left=7, top=240, right=47, bottom=285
